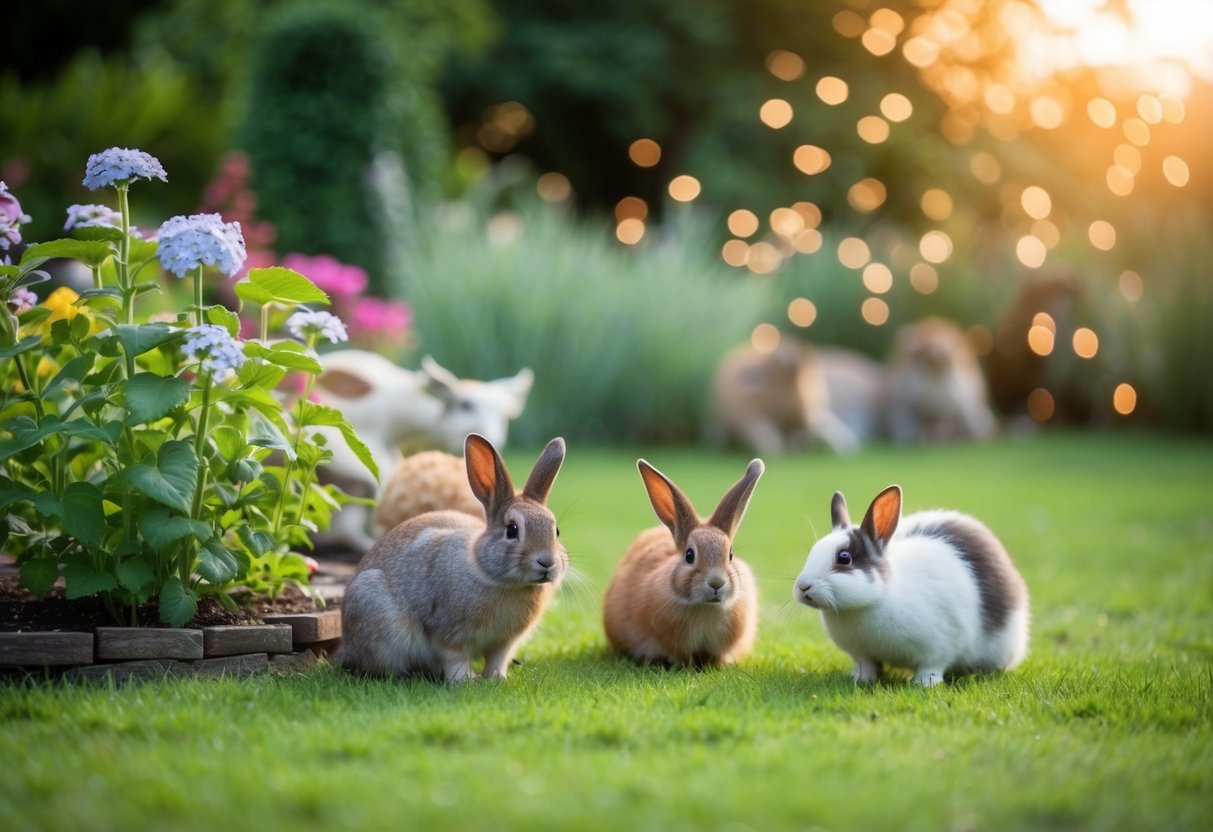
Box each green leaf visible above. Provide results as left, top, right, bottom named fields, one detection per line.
left=158, top=577, right=197, bottom=627
left=243, top=340, right=323, bottom=374
left=116, top=558, right=155, bottom=595
left=63, top=561, right=119, bottom=599
left=298, top=402, right=379, bottom=481
left=205, top=305, right=242, bottom=337
left=236, top=360, right=287, bottom=391
left=230, top=458, right=263, bottom=482
left=0, top=415, right=60, bottom=462
left=0, top=264, right=19, bottom=280
left=128, top=440, right=199, bottom=514
left=236, top=525, right=276, bottom=557
left=198, top=538, right=239, bottom=584
left=0, top=483, right=37, bottom=510
left=19, top=558, right=59, bottom=598
left=76, top=287, right=123, bottom=304
left=60, top=419, right=122, bottom=444
left=0, top=335, right=43, bottom=361
left=140, top=508, right=212, bottom=551
left=211, top=425, right=247, bottom=462
left=246, top=409, right=295, bottom=460
left=123, top=372, right=191, bottom=424
left=70, top=226, right=126, bottom=243
left=20, top=238, right=114, bottom=269
left=60, top=481, right=106, bottom=546
left=233, top=281, right=274, bottom=307
left=240, top=267, right=330, bottom=306
left=104, top=323, right=185, bottom=358
left=128, top=238, right=159, bottom=265
left=43, top=354, right=96, bottom=398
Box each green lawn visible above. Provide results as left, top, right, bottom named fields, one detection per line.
left=2, top=432, right=1211, bottom=831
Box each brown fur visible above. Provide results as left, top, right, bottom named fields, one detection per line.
left=603, top=459, right=763, bottom=668
left=372, top=451, right=483, bottom=537
left=336, top=435, right=567, bottom=682
left=882, top=317, right=997, bottom=445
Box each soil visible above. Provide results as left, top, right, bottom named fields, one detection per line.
left=0, top=569, right=337, bottom=633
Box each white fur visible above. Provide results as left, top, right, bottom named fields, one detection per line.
left=795, top=512, right=1028, bottom=686
left=311, top=350, right=533, bottom=554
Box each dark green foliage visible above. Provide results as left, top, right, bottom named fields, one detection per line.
left=242, top=6, right=396, bottom=290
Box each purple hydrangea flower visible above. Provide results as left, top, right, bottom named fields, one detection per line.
left=182, top=323, right=247, bottom=379
left=7, top=286, right=38, bottom=314
left=286, top=309, right=349, bottom=345
left=1, top=181, right=32, bottom=252
left=82, top=148, right=168, bottom=190
left=157, top=213, right=247, bottom=278
left=65, top=203, right=123, bottom=231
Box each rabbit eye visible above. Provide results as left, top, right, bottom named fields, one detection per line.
left=685, top=547, right=695, bottom=565
left=729, top=550, right=735, bottom=562
left=836, top=550, right=852, bottom=566
left=556, top=526, right=561, bottom=537
left=506, top=521, right=519, bottom=540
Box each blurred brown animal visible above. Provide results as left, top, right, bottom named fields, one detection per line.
left=372, top=451, right=483, bottom=537
left=710, top=341, right=862, bottom=455
left=883, top=317, right=997, bottom=445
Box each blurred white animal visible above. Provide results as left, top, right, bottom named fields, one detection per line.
left=709, top=341, right=866, bottom=456
left=882, top=317, right=996, bottom=445
left=311, top=351, right=533, bottom=555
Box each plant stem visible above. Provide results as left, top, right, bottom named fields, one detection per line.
left=194, top=265, right=205, bottom=327
left=91, top=266, right=102, bottom=291
left=272, top=344, right=317, bottom=535
left=184, top=370, right=214, bottom=585
left=116, top=184, right=134, bottom=324
left=260, top=303, right=270, bottom=343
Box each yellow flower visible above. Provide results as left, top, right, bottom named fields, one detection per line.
left=39, top=286, right=100, bottom=334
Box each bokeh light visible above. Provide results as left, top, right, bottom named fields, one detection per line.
left=746, top=242, right=782, bottom=274
left=862, top=27, right=898, bottom=57
left=615, top=196, right=648, bottom=221
left=788, top=298, right=818, bottom=328
left=793, top=145, right=832, bottom=175
left=668, top=175, right=702, bottom=202
left=861, top=297, right=890, bottom=326
left=1032, top=219, right=1061, bottom=249
left=910, top=263, right=940, bottom=294
left=794, top=228, right=823, bottom=254
left=970, top=152, right=1002, bottom=183
left=766, top=50, right=806, bottom=81
left=1123, top=117, right=1150, bottom=146
left=862, top=263, right=894, bottom=294
left=857, top=115, right=891, bottom=143
left=1027, top=388, right=1056, bottom=422
left=881, top=93, right=914, bottom=122
left=536, top=172, right=572, bottom=202
left=616, top=218, right=645, bottom=245
left=816, top=76, right=849, bottom=105
left=1162, top=156, right=1190, bottom=187
left=792, top=201, right=822, bottom=228
left=751, top=323, right=781, bottom=353
left=1088, top=220, right=1117, bottom=250
left=721, top=239, right=749, bottom=267
left=832, top=10, right=866, bottom=38
left=1106, top=165, right=1135, bottom=196
left=1016, top=235, right=1047, bottom=268
left=760, top=98, right=794, bottom=129
left=1088, top=97, right=1117, bottom=128
left=838, top=237, right=872, bottom=269
left=1073, top=327, right=1100, bottom=358
left=727, top=209, right=759, bottom=238
left=769, top=207, right=804, bottom=237
left=1119, top=270, right=1144, bottom=302
left=1021, top=186, right=1052, bottom=219
left=921, top=188, right=954, bottom=220
left=1027, top=323, right=1055, bottom=356
left=628, top=138, right=661, bottom=168
left=848, top=178, right=888, bottom=212
left=919, top=230, right=953, bottom=264
left=1113, top=383, right=1138, bottom=416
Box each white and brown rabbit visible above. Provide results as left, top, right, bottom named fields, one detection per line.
left=335, top=434, right=567, bottom=682
left=603, top=459, right=764, bottom=668
left=794, top=485, right=1029, bottom=686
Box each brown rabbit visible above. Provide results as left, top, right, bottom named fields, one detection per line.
left=603, top=459, right=764, bottom=668
left=335, top=434, right=567, bottom=682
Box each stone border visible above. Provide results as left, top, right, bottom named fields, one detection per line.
left=0, top=610, right=341, bottom=681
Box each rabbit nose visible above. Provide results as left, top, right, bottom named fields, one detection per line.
left=536, top=554, right=555, bottom=569
left=707, top=575, right=725, bottom=591
left=798, top=581, right=812, bottom=594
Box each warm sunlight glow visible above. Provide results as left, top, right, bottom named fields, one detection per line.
left=1027, top=388, right=1055, bottom=422
left=1027, top=324, right=1055, bottom=356
left=792, top=202, right=822, bottom=228
left=751, top=323, right=781, bottom=353
left=788, top=298, right=818, bottom=328
left=722, top=240, right=749, bottom=268
left=861, top=297, right=890, bottom=326
left=848, top=178, right=888, bottom=213
left=615, top=196, right=648, bottom=222
left=1089, top=220, right=1117, bottom=251
left=794, top=228, right=823, bottom=254
left=921, top=188, right=954, bottom=221
left=616, top=219, right=645, bottom=245
left=857, top=116, right=891, bottom=143
left=766, top=50, right=806, bottom=81
left=628, top=138, right=661, bottom=168
left=1113, top=382, right=1138, bottom=416
left=770, top=208, right=805, bottom=238
left=1073, top=327, right=1100, bottom=359
left=747, top=242, right=782, bottom=275
left=910, top=263, right=939, bottom=294
left=1016, top=235, right=1047, bottom=269
left=1119, top=270, right=1144, bottom=302
left=863, top=263, right=894, bottom=294
left=1087, top=97, right=1117, bottom=128
left=919, top=230, right=953, bottom=264
left=1021, top=186, right=1052, bottom=219
left=793, top=145, right=832, bottom=175
left=1162, top=156, right=1190, bottom=187
left=668, top=175, right=701, bottom=202
left=880, top=93, right=914, bottom=122
left=727, top=209, right=759, bottom=238
left=838, top=237, right=872, bottom=269
left=537, top=172, right=572, bottom=203
left=760, top=98, right=794, bottom=129
left=816, top=76, right=850, bottom=105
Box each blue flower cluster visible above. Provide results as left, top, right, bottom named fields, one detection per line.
left=181, top=324, right=247, bottom=378
left=157, top=213, right=248, bottom=278
left=287, top=309, right=349, bottom=345
left=82, top=148, right=168, bottom=190
left=64, top=203, right=123, bottom=231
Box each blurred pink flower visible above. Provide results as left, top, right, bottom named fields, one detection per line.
left=350, top=296, right=413, bottom=338
left=280, top=253, right=368, bottom=299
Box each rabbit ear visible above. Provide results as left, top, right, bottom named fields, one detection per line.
left=708, top=459, right=765, bottom=538
left=638, top=460, right=699, bottom=550
left=861, top=485, right=901, bottom=549
left=465, top=433, right=515, bottom=520
left=831, top=491, right=851, bottom=529
left=522, top=437, right=566, bottom=504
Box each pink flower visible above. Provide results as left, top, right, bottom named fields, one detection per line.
left=349, top=296, right=413, bottom=338
left=280, top=253, right=368, bottom=299
left=0, top=181, right=31, bottom=251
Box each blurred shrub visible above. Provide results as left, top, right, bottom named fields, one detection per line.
left=0, top=51, right=222, bottom=241
left=242, top=5, right=396, bottom=292
left=395, top=190, right=769, bottom=444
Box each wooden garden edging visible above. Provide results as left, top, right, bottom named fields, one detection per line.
left=0, top=610, right=342, bottom=682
